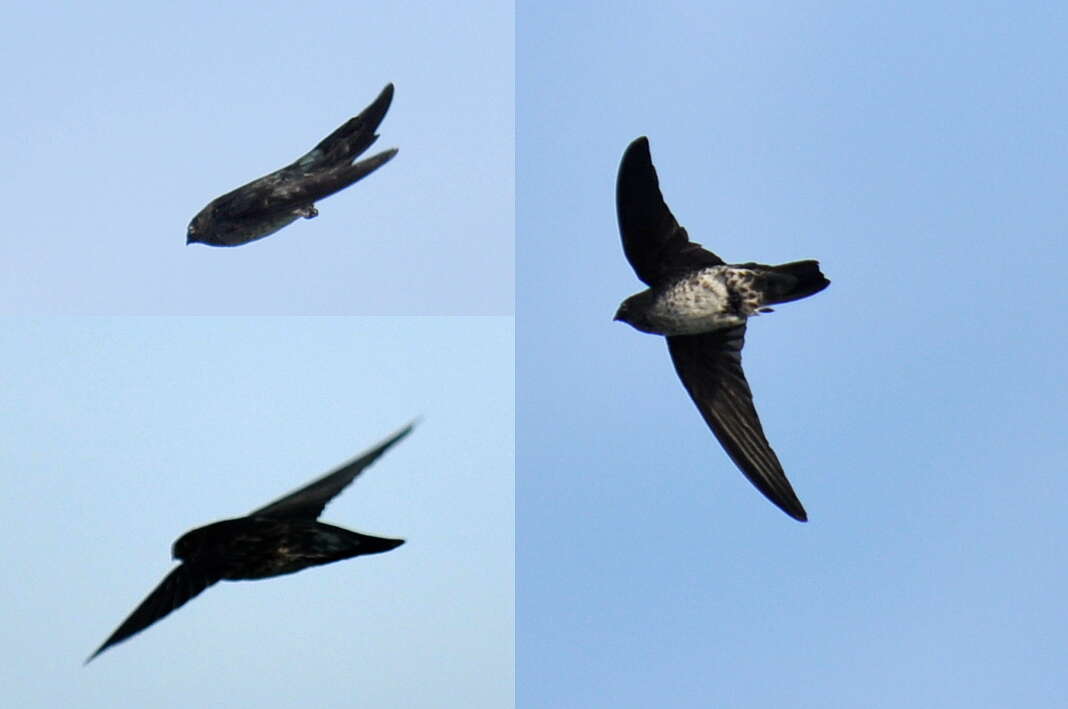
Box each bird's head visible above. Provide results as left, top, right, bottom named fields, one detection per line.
left=613, top=292, right=658, bottom=334
left=186, top=209, right=212, bottom=245
left=171, top=523, right=223, bottom=561
left=172, top=529, right=202, bottom=561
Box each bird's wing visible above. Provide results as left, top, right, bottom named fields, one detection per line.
left=666, top=327, right=808, bottom=521
left=87, top=563, right=222, bottom=662
left=294, top=83, right=395, bottom=170
left=250, top=422, right=415, bottom=520
left=616, top=136, right=724, bottom=286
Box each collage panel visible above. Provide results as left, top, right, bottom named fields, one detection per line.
left=3, top=317, right=513, bottom=707
left=518, top=1, right=1068, bottom=707
left=5, top=2, right=515, bottom=705
left=3, top=1, right=513, bottom=315
left=7, top=0, right=1068, bottom=706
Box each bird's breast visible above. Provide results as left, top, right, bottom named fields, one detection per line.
left=644, top=267, right=748, bottom=335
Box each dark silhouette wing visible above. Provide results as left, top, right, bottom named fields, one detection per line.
left=616, top=136, right=724, bottom=286
left=87, top=563, right=221, bottom=663
left=667, top=327, right=808, bottom=521
left=251, top=422, right=415, bottom=520
left=294, top=83, right=395, bottom=170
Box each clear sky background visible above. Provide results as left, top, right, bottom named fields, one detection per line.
left=1, top=1, right=513, bottom=314
left=518, top=2, right=1068, bottom=707
left=2, top=318, right=513, bottom=707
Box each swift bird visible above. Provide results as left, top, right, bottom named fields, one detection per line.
left=187, top=83, right=397, bottom=246
left=88, top=423, right=414, bottom=662
left=614, top=136, right=829, bottom=521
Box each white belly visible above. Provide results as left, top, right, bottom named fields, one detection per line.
left=645, top=268, right=747, bottom=335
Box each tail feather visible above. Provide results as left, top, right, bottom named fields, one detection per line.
left=759, top=260, right=830, bottom=305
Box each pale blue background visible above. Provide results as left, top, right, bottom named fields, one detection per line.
left=2, top=317, right=513, bottom=707
left=518, top=2, right=1068, bottom=707
left=1, top=1, right=513, bottom=314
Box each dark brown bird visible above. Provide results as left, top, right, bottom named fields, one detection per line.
left=87, top=423, right=414, bottom=662
left=614, top=136, right=829, bottom=521
left=187, top=83, right=397, bottom=246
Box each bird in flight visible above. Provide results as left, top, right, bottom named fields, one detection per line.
left=614, top=136, right=829, bottom=521
left=187, top=83, right=397, bottom=246
left=87, top=423, right=414, bottom=662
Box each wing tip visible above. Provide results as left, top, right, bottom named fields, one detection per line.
left=85, top=632, right=117, bottom=664
left=355, top=146, right=398, bottom=170
left=768, top=487, right=808, bottom=522
left=373, top=82, right=395, bottom=109
left=758, top=480, right=809, bottom=523
left=623, top=135, right=651, bottom=161
left=392, top=418, right=419, bottom=440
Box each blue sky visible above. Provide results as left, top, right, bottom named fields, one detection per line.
left=518, top=2, right=1068, bottom=707
left=1, top=1, right=512, bottom=314
left=2, top=318, right=513, bottom=707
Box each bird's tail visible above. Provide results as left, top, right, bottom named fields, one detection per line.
left=325, top=526, right=405, bottom=560
left=354, top=533, right=405, bottom=555
left=759, top=260, right=830, bottom=305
